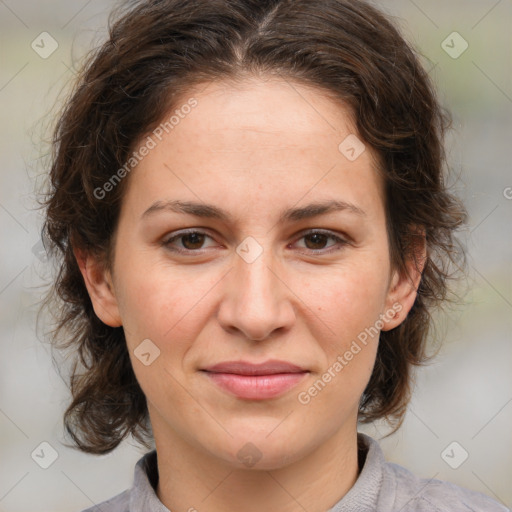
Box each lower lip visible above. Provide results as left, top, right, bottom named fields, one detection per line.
left=203, top=372, right=308, bottom=400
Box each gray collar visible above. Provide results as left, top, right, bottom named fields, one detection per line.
left=129, top=433, right=383, bottom=511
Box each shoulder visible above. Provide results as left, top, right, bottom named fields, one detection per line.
left=77, top=449, right=160, bottom=512
left=381, top=458, right=509, bottom=512
left=354, top=434, right=509, bottom=512
left=79, top=489, right=130, bottom=512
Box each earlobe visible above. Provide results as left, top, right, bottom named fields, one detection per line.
left=73, top=247, right=122, bottom=327
left=381, top=229, right=427, bottom=332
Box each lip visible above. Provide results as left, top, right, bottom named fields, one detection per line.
left=203, top=360, right=306, bottom=375
left=201, top=360, right=309, bottom=400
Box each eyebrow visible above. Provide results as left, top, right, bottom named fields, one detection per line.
left=141, top=199, right=366, bottom=223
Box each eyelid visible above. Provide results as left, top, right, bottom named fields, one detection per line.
left=162, top=228, right=349, bottom=254
left=292, top=228, right=348, bottom=248
left=163, top=228, right=219, bottom=249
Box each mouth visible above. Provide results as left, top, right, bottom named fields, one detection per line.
left=200, top=360, right=309, bottom=400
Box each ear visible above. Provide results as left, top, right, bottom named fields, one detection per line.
left=381, top=228, right=427, bottom=331
left=73, top=246, right=122, bottom=327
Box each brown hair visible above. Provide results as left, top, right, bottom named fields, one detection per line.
left=41, top=0, right=467, bottom=454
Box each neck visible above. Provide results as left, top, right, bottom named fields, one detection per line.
left=153, top=419, right=360, bottom=512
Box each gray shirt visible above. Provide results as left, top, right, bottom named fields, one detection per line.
left=80, top=433, right=509, bottom=511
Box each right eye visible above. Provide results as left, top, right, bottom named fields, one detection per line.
left=162, top=229, right=219, bottom=254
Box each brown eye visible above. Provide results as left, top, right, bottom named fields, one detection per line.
left=163, top=230, right=216, bottom=253
left=303, top=232, right=330, bottom=250
left=163, top=229, right=347, bottom=256
left=294, top=230, right=348, bottom=254
left=180, top=232, right=206, bottom=250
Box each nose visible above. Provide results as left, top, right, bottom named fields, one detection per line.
left=216, top=246, right=296, bottom=342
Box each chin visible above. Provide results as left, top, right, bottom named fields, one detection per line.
left=209, top=429, right=313, bottom=471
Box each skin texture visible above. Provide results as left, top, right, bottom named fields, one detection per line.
left=76, top=77, right=424, bottom=512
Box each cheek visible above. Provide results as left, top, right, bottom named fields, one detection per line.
left=304, top=258, right=389, bottom=403
left=301, top=273, right=383, bottom=411
left=115, top=255, right=218, bottom=352
left=315, top=262, right=389, bottom=340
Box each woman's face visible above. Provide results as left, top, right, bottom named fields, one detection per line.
left=84, top=77, right=418, bottom=469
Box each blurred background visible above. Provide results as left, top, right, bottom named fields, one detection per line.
left=0, top=0, right=511, bottom=510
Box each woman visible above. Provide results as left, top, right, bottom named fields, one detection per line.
left=41, top=0, right=507, bottom=510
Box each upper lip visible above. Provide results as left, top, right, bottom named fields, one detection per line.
left=202, top=360, right=307, bottom=376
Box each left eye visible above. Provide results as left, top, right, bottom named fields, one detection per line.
left=163, top=230, right=347, bottom=254
left=294, top=231, right=346, bottom=252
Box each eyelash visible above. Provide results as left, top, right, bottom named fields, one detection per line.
left=162, top=229, right=349, bottom=255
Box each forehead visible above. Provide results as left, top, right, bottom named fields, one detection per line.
left=122, top=76, right=385, bottom=221
left=174, top=77, right=362, bottom=152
